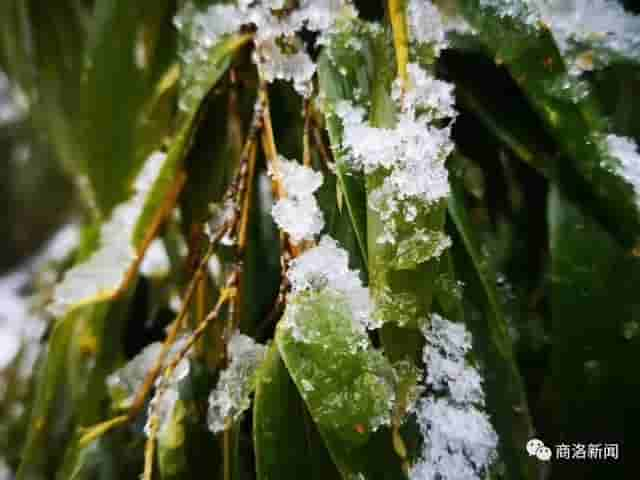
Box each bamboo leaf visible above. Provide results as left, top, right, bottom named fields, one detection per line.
left=447, top=154, right=538, bottom=480
left=276, top=290, right=404, bottom=479
left=80, top=0, right=175, bottom=213
left=253, top=345, right=340, bottom=480
left=454, top=0, right=640, bottom=247
left=17, top=314, right=76, bottom=480
left=317, top=18, right=374, bottom=271
left=48, top=29, right=248, bottom=318
left=548, top=185, right=640, bottom=477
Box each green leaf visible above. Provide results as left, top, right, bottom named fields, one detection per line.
left=0, top=1, right=87, bottom=188
left=80, top=0, right=174, bottom=213
left=253, top=345, right=340, bottom=480
left=157, top=400, right=189, bottom=480
left=447, top=154, right=538, bottom=480
left=48, top=29, right=248, bottom=318
left=276, top=290, right=404, bottom=479
left=548, top=185, right=640, bottom=476
left=454, top=0, right=640, bottom=248
left=317, top=17, right=375, bottom=272
left=17, top=314, right=76, bottom=480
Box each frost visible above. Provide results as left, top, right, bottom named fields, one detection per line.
left=536, top=0, right=640, bottom=72
left=278, top=290, right=396, bottom=436
left=176, top=0, right=353, bottom=97
left=0, top=71, right=26, bottom=126
left=254, top=38, right=317, bottom=97
left=422, top=315, right=484, bottom=404
left=605, top=134, right=640, bottom=210
left=140, top=239, right=170, bottom=278
left=411, top=315, right=498, bottom=479
left=393, top=63, right=457, bottom=121
left=410, top=398, right=499, bottom=480
left=271, top=155, right=324, bottom=196
left=269, top=157, right=325, bottom=243
left=108, top=336, right=189, bottom=411
left=407, top=0, right=448, bottom=55
left=49, top=151, right=166, bottom=317
left=207, top=332, right=267, bottom=433
left=336, top=102, right=454, bottom=202
left=336, top=82, right=454, bottom=248
left=479, top=0, right=542, bottom=25
left=392, top=229, right=452, bottom=270
left=107, top=342, right=162, bottom=407
left=0, top=224, right=79, bottom=373
left=287, top=236, right=376, bottom=330
left=478, top=0, right=640, bottom=72
left=335, top=63, right=455, bottom=220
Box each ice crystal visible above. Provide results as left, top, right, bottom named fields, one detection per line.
left=410, top=398, right=499, bottom=480
left=269, top=157, right=325, bottom=243
left=536, top=0, right=640, bottom=72
left=479, top=0, right=542, bottom=25
left=279, top=290, right=396, bottom=434
left=176, top=0, right=353, bottom=96
left=411, top=315, right=498, bottom=480
left=605, top=134, right=640, bottom=210
left=335, top=62, right=455, bottom=214
left=422, top=315, right=485, bottom=405
left=336, top=97, right=453, bottom=248
left=140, top=238, right=170, bottom=278
left=49, top=151, right=166, bottom=317
left=393, top=63, right=457, bottom=121
left=108, top=336, right=189, bottom=412
left=107, top=342, right=162, bottom=407
left=407, top=0, right=448, bottom=54
left=207, top=332, right=267, bottom=433
left=255, top=38, right=317, bottom=97
left=271, top=155, right=324, bottom=196
left=287, top=236, right=377, bottom=330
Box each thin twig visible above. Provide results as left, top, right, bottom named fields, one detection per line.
left=142, top=271, right=238, bottom=480
left=303, top=98, right=312, bottom=167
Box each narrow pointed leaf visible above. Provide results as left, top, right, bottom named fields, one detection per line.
left=276, top=291, right=404, bottom=479
left=253, top=345, right=340, bottom=480
left=548, top=185, right=640, bottom=477
left=447, top=154, right=538, bottom=479
left=454, top=0, right=640, bottom=247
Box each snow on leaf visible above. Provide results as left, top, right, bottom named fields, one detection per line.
left=410, top=315, right=498, bottom=480
left=392, top=229, right=452, bottom=270
left=271, top=197, right=325, bottom=243
left=140, top=238, right=170, bottom=278
left=207, top=332, right=267, bottom=433
left=277, top=289, right=396, bottom=444
left=478, top=0, right=542, bottom=26
left=410, top=398, right=499, bottom=480
left=0, top=224, right=79, bottom=375
left=0, top=71, right=27, bottom=126
left=269, top=157, right=325, bottom=243
left=254, top=38, right=317, bottom=97
left=108, top=336, right=190, bottom=412
left=176, top=0, right=354, bottom=96
left=605, top=134, right=640, bottom=210
left=49, top=151, right=167, bottom=317
left=407, top=0, right=449, bottom=55
left=287, top=236, right=376, bottom=330
left=393, top=63, right=457, bottom=121
left=535, top=0, right=640, bottom=72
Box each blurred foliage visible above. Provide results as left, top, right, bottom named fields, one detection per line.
left=0, top=1, right=638, bottom=479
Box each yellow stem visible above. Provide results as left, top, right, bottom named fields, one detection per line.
left=303, top=99, right=312, bottom=167
left=115, top=170, right=187, bottom=299
left=388, top=0, right=410, bottom=97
